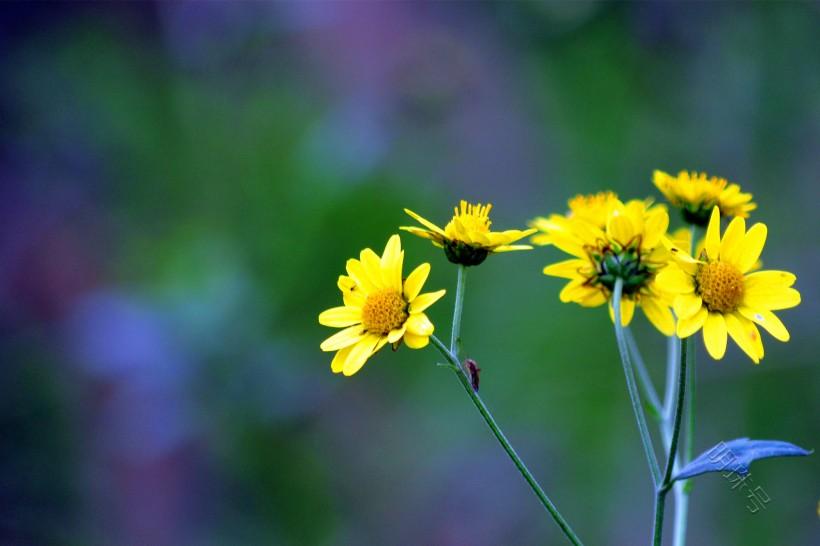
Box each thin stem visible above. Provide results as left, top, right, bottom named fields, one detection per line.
left=429, top=335, right=584, bottom=546
left=663, top=334, right=678, bottom=419
left=653, top=336, right=688, bottom=545
left=450, top=265, right=466, bottom=356
left=612, top=278, right=661, bottom=486
left=625, top=327, right=663, bottom=419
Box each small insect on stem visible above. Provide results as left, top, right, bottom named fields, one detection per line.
left=465, top=359, right=481, bottom=392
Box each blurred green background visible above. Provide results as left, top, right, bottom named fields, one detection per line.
left=0, top=2, right=817, bottom=545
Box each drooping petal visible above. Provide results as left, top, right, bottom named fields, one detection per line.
left=493, top=244, right=533, bottom=252
left=737, top=223, right=767, bottom=273
left=320, top=325, right=366, bottom=352
left=704, top=206, right=721, bottom=260
left=342, top=334, right=383, bottom=376
left=677, top=306, right=708, bottom=338
left=387, top=325, right=407, bottom=344
left=406, top=313, right=434, bottom=336
left=403, top=332, right=430, bottom=349
left=673, top=293, right=703, bottom=319
left=403, top=263, right=430, bottom=301
left=738, top=307, right=790, bottom=342
left=318, top=306, right=362, bottom=327
left=542, top=259, right=587, bottom=279
left=330, top=346, right=353, bottom=374
left=703, top=313, right=728, bottom=360
left=642, top=297, right=675, bottom=336
left=409, top=289, right=446, bottom=313
left=725, top=313, right=763, bottom=364
left=608, top=297, right=635, bottom=327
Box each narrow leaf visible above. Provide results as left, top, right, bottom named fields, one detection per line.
left=673, top=438, right=812, bottom=482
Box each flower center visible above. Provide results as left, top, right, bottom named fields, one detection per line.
left=362, top=289, right=408, bottom=335
left=696, top=261, right=744, bottom=313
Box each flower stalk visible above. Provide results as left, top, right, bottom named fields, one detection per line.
left=653, top=335, right=688, bottom=545
left=430, top=336, right=584, bottom=546
left=612, top=278, right=662, bottom=486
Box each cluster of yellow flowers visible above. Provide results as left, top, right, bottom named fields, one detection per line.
left=319, top=169, right=800, bottom=374
left=531, top=170, right=800, bottom=363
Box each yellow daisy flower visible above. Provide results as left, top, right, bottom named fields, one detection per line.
left=656, top=207, right=800, bottom=363
left=530, top=191, right=620, bottom=246
left=653, top=170, right=756, bottom=226
left=542, top=197, right=676, bottom=335
left=319, top=234, right=446, bottom=376
left=401, top=200, right=536, bottom=266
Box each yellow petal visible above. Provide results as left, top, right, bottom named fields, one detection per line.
left=493, top=244, right=533, bottom=252
left=330, top=346, right=352, bottom=374
left=656, top=267, right=695, bottom=294
left=738, top=307, right=790, bottom=342
left=346, top=258, right=377, bottom=293
left=406, top=313, right=434, bottom=336
left=559, top=279, right=588, bottom=303
left=337, top=275, right=355, bottom=292
left=643, top=208, right=669, bottom=249
left=403, top=332, right=430, bottom=349
left=606, top=212, right=634, bottom=245
left=403, top=263, right=430, bottom=301
left=400, top=226, right=439, bottom=242
left=725, top=313, right=763, bottom=364
left=320, top=325, right=365, bottom=352
left=719, top=216, right=746, bottom=267
left=704, top=206, right=721, bottom=260
left=642, top=297, right=675, bottom=336
left=409, top=289, right=446, bottom=313
left=703, top=313, right=728, bottom=360
left=673, top=293, right=703, bottom=319
left=404, top=208, right=446, bottom=235
left=387, top=325, right=407, bottom=344
left=743, top=286, right=801, bottom=311
left=737, top=223, right=767, bottom=273
left=360, top=248, right=385, bottom=289
left=380, top=234, right=404, bottom=291
left=677, top=306, right=708, bottom=338
left=608, top=297, right=635, bottom=327
left=342, top=334, right=382, bottom=376
left=543, top=259, right=587, bottom=279
left=318, top=306, right=362, bottom=327
left=744, top=270, right=796, bottom=288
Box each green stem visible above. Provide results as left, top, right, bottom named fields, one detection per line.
left=612, top=278, right=661, bottom=486
left=429, top=335, right=584, bottom=546
left=450, top=265, right=466, bottom=356
left=625, top=327, right=663, bottom=419
left=653, top=336, right=688, bottom=546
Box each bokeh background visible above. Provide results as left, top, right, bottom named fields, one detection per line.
left=1, top=2, right=818, bottom=545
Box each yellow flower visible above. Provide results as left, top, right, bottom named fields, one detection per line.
left=656, top=207, right=800, bottom=363
left=401, top=200, right=536, bottom=266
left=542, top=197, right=676, bottom=335
left=653, top=170, right=756, bottom=226
left=319, top=234, right=446, bottom=376
left=530, top=191, right=620, bottom=246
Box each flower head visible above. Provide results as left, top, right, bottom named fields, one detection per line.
left=401, top=200, right=535, bottom=266
left=653, top=170, right=756, bottom=226
left=541, top=197, right=675, bottom=335
left=530, top=191, right=620, bottom=246
left=319, top=234, right=446, bottom=376
left=656, top=207, right=800, bottom=363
